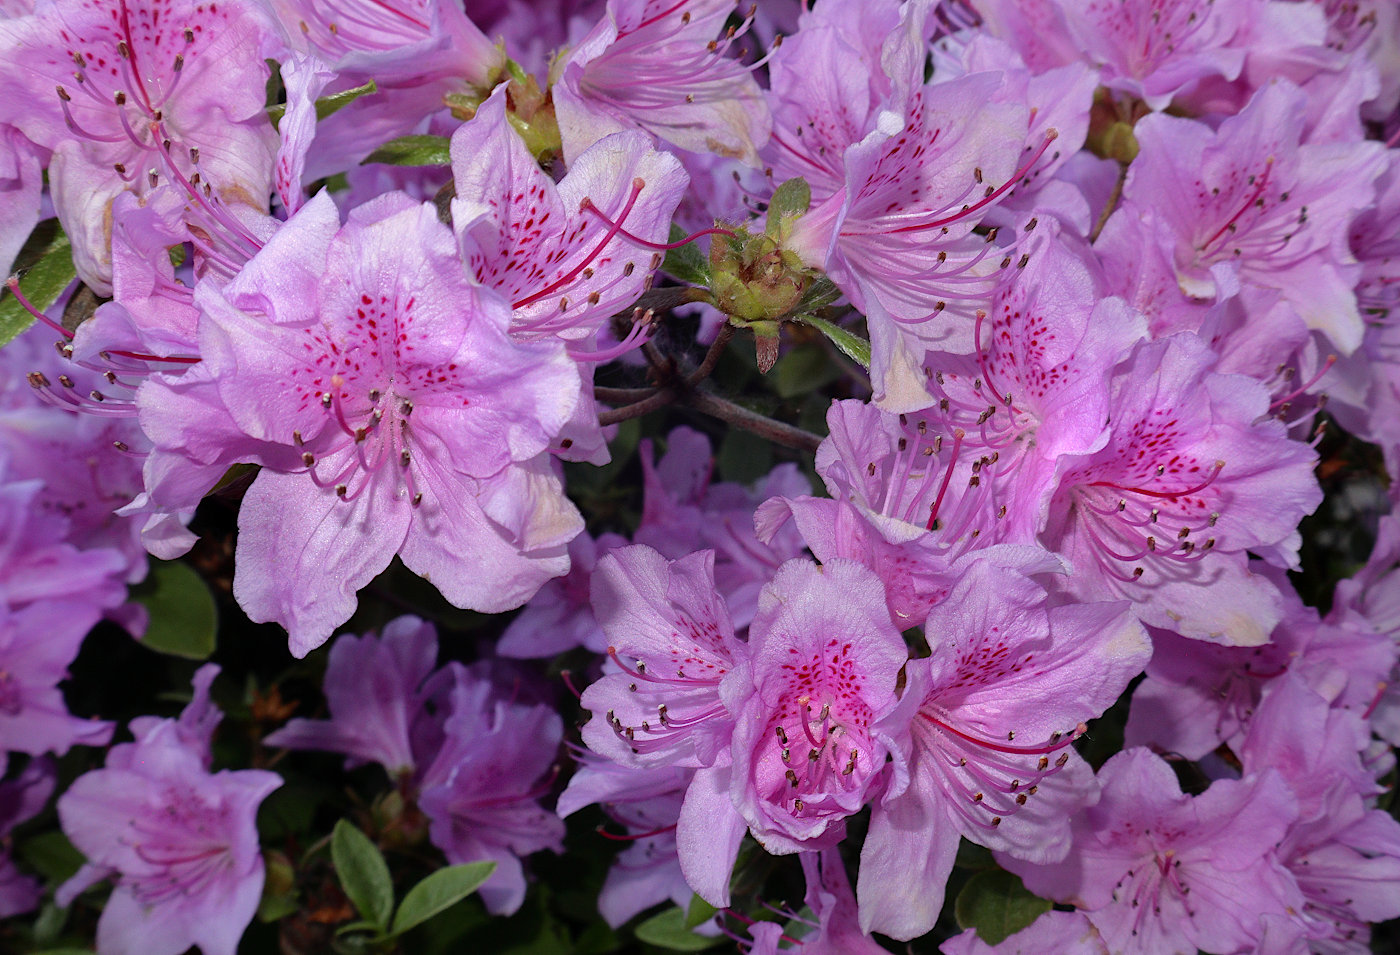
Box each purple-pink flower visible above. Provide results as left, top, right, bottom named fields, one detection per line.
left=56, top=664, right=281, bottom=955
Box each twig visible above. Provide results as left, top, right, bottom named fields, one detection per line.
left=685, top=324, right=735, bottom=387
left=683, top=390, right=823, bottom=454
left=597, top=388, right=677, bottom=426
left=1089, top=161, right=1129, bottom=244
left=593, top=385, right=658, bottom=403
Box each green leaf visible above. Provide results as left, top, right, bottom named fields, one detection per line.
left=765, top=176, right=811, bottom=236
left=31, top=902, right=69, bottom=946
left=267, top=78, right=379, bottom=127
left=661, top=222, right=710, bottom=285
left=634, top=906, right=724, bottom=951
left=684, top=893, right=718, bottom=929
left=795, top=313, right=870, bottom=370
left=315, top=79, right=378, bottom=120
left=953, top=868, right=1051, bottom=946
left=331, top=820, right=394, bottom=932
left=17, top=831, right=85, bottom=885
left=773, top=342, right=841, bottom=399
left=29, top=949, right=96, bottom=955
left=334, top=919, right=383, bottom=937
left=794, top=275, right=842, bottom=313
left=0, top=222, right=75, bottom=348
left=387, top=861, right=496, bottom=938
left=131, top=559, right=218, bottom=660
left=257, top=893, right=300, bottom=924
left=362, top=134, right=452, bottom=167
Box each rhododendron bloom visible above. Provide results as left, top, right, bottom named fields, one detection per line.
left=1041, top=334, right=1321, bottom=645
left=1117, top=79, right=1386, bottom=353
left=765, top=0, right=1034, bottom=409
left=263, top=615, right=439, bottom=775
left=0, top=0, right=277, bottom=291
left=858, top=561, right=1149, bottom=940
left=56, top=665, right=281, bottom=955
left=1004, top=747, right=1302, bottom=955
left=139, top=191, right=584, bottom=655
left=417, top=662, right=566, bottom=916
left=553, top=0, right=772, bottom=163
left=757, top=398, right=1061, bottom=628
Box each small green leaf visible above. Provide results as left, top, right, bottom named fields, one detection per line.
left=131, top=559, right=218, bottom=660
left=29, top=949, right=96, bottom=955
left=331, top=820, right=394, bottom=932
left=386, top=861, right=496, bottom=937
left=17, top=831, right=85, bottom=885
left=795, top=313, right=870, bottom=370
left=684, top=893, right=718, bottom=929
left=794, top=275, right=842, bottom=313
left=316, top=79, right=378, bottom=120
left=257, top=893, right=300, bottom=924
left=267, top=79, right=378, bottom=127
left=334, top=919, right=383, bottom=937
left=765, top=177, right=811, bottom=236
left=362, top=134, right=452, bottom=167
left=773, top=342, right=841, bottom=399
left=31, top=902, right=69, bottom=946
left=634, top=906, right=724, bottom=951
left=661, top=222, right=710, bottom=285
left=1, top=222, right=75, bottom=348
left=953, top=868, right=1051, bottom=946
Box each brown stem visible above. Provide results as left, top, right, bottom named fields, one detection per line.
left=682, top=390, right=823, bottom=454
left=685, top=324, right=735, bottom=387
left=1089, top=161, right=1129, bottom=244
left=597, top=388, right=677, bottom=426
left=593, top=385, right=658, bottom=403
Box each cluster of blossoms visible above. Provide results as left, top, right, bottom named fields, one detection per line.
left=1, top=0, right=1400, bottom=952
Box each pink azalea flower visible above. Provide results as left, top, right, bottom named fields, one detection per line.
left=920, top=221, right=1147, bottom=543
left=553, top=0, right=772, bottom=163
left=765, top=0, right=1039, bottom=410
left=1040, top=333, right=1321, bottom=645
left=721, top=558, right=908, bottom=856
left=1002, top=747, right=1303, bottom=955
left=940, top=910, right=1107, bottom=955
left=1236, top=676, right=1400, bottom=951
left=417, top=662, right=565, bottom=915
left=56, top=665, right=282, bottom=955
left=451, top=83, right=688, bottom=346
left=0, top=0, right=278, bottom=292
left=0, top=755, right=54, bottom=919
left=1114, top=79, right=1387, bottom=354
left=1053, top=0, right=1256, bottom=109
left=857, top=561, right=1149, bottom=940
left=635, top=426, right=808, bottom=628
left=263, top=615, right=439, bottom=775
left=138, top=191, right=584, bottom=655
left=581, top=545, right=743, bottom=771
left=757, top=398, right=1062, bottom=628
